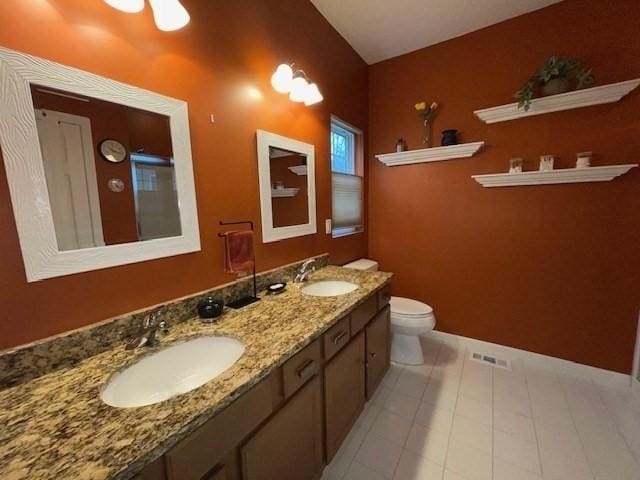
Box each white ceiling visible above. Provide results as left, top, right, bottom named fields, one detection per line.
left=311, top=0, right=561, bottom=64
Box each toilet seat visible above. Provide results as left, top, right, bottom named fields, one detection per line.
left=390, top=296, right=433, bottom=317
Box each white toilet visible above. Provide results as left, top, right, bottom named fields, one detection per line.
left=343, top=259, right=436, bottom=365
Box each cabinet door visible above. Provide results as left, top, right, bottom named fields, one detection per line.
left=241, top=376, right=324, bottom=480
left=324, top=332, right=365, bottom=461
left=366, top=306, right=390, bottom=399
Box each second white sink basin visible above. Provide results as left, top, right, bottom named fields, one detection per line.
left=100, top=336, right=245, bottom=408
left=301, top=280, right=358, bottom=297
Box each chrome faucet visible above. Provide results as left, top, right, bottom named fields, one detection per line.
left=294, top=259, right=316, bottom=284
left=125, top=310, right=169, bottom=350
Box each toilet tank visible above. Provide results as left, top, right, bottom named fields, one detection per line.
left=342, top=258, right=379, bottom=272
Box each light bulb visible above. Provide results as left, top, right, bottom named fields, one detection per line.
left=289, top=75, right=309, bottom=103
left=270, top=64, right=293, bottom=94
left=304, top=82, right=323, bottom=106
left=104, top=0, right=145, bottom=13
left=148, top=0, right=190, bottom=31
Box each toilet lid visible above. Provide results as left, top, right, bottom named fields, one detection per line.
left=390, top=296, right=433, bottom=316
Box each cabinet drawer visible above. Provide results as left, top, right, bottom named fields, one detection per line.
left=377, top=284, right=391, bottom=310
left=350, top=295, right=378, bottom=334
left=165, top=374, right=275, bottom=480
left=323, top=316, right=351, bottom=361
left=282, top=339, right=322, bottom=399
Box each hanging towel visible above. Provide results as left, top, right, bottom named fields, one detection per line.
left=223, top=230, right=255, bottom=274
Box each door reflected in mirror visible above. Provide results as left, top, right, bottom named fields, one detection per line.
left=269, top=147, right=309, bottom=228
left=31, top=86, right=181, bottom=251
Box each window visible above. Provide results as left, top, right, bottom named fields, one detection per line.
left=331, top=116, right=363, bottom=237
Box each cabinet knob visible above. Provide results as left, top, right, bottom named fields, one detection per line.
left=369, top=352, right=378, bottom=358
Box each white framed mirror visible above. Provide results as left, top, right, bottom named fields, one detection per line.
left=0, top=47, right=200, bottom=282
left=256, top=130, right=317, bottom=243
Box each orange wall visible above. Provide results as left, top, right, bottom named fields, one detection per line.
left=368, top=0, right=640, bottom=373
left=0, top=0, right=368, bottom=349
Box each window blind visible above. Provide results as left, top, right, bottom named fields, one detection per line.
left=332, top=172, right=363, bottom=229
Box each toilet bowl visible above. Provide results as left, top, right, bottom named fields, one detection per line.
left=343, top=259, right=437, bottom=365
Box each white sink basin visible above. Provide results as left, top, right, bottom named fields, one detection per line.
left=301, top=280, right=358, bottom=297
left=100, top=336, right=245, bottom=408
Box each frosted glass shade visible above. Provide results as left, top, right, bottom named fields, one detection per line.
left=304, top=82, right=323, bottom=106
left=104, top=0, right=145, bottom=13
left=271, top=64, right=293, bottom=94
left=289, top=76, right=309, bottom=103
left=148, top=0, right=191, bottom=31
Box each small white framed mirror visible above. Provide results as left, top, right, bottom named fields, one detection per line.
left=0, top=47, right=200, bottom=282
left=256, top=130, right=317, bottom=243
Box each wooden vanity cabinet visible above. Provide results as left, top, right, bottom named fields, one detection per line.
left=241, top=376, right=324, bottom=480
left=324, top=332, right=366, bottom=461
left=365, top=305, right=391, bottom=399
left=134, top=286, right=391, bottom=480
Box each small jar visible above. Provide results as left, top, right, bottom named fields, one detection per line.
left=509, top=158, right=523, bottom=173
left=576, top=151, right=592, bottom=169
left=539, top=155, right=555, bottom=171
left=395, top=138, right=408, bottom=152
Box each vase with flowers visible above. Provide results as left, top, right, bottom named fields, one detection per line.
left=415, top=101, right=438, bottom=147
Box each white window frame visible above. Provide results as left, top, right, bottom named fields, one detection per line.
left=330, top=115, right=364, bottom=238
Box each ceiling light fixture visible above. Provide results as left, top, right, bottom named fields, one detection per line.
left=104, top=0, right=145, bottom=13
left=271, top=64, right=323, bottom=106
left=148, top=0, right=190, bottom=31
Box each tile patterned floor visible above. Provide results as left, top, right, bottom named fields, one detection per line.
left=321, top=337, right=640, bottom=480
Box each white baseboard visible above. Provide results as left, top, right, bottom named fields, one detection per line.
left=428, top=330, right=632, bottom=390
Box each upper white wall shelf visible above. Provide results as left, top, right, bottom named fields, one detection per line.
left=288, top=165, right=307, bottom=175
left=472, top=164, right=637, bottom=188
left=376, top=141, right=484, bottom=167
left=474, top=79, right=640, bottom=124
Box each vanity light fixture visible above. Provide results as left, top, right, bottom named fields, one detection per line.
left=104, top=0, right=190, bottom=31
left=270, top=63, right=324, bottom=106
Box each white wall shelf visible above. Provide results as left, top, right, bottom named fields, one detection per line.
left=271, top=187, right=300, bottom=198
left=376, top=141, right=484, bottom=166
left=474, top=79, right=640, bottom=124
left=472, top=164, right=637, bottom=188
left=288, top=165, right=307, bottom=175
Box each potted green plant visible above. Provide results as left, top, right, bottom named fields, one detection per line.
left=515, top=56, right=594, bottom=111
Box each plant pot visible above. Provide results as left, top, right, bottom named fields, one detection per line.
left=542, top=77, right=570, bottom=96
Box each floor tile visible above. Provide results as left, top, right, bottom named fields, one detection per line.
left=442, top=470, right=466, bottom=480
left=494, top=408, right=536, bottom=443
left=445, top=440, right=492, bottom=480
left=493, top=458, right=542, bottom=480
left=414, top=401, right=454, bottom=435
left=539, top=446, right=594, bottom=480
left=394, top=370, right=429, bottom=400
left=382, top=365, right=404, bottom=389
left=404, top=423, right=449, bottom=466
left=494, top=388, right=532, bottom=417
left=458, top=378, right=492, bottom=404
left=422, top=383, right=458, bottom=412
left=370, top=386, right=393, bottom=408
left=450, top=414, right=492, bottom=454
left=393, top=449, right=444, bottom=480
left=455, top=394, right=492, bottom=426
left=493, top=429, right=541, bottom=474
left=384, top=391, right=421, bottom=421
left=536, top=422, right=586, bottom=461
left=370, top=410, right=413, bottom=446
left=355, top=433, right=403, bottom=479
left=344, top=461, right=387, bottom=480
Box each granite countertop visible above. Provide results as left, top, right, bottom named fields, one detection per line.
left=0, top=266, right=392, bottom=480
